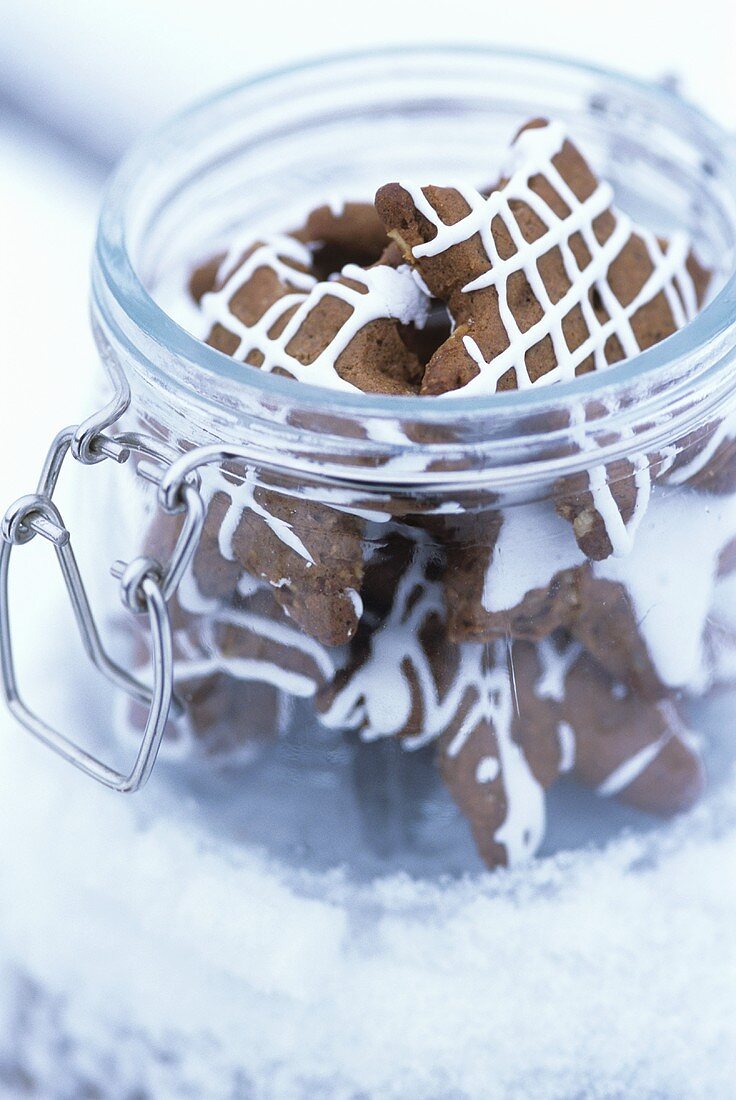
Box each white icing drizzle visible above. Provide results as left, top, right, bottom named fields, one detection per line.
left=167, top=506, right=710, bottom=854
left=199, top=235, right=430, bottom=392
left=237, top=572, right=262, bottom=599
left=309, top=485, right=394, bottom=525
left=176, top=556, right=222, bottom=617
left=346, top=588, right=364, bottom=619
left=153, top=135, right=725, bottom=829
left=191, top=124, right=707, bottom=573
left=170, top=654, right=319, bottom=698
left=596, top=722, right=674, bottom=799
left=168, top=605, right=334, bottom=702
left=483, top=668, right=546, bottom=865
left=569, top=403, right=653, bottom=559
left=556, top=721, right=576, bottom=774
left=484, top=483, right=736, bottom=696
left=125, top=588, right=333, bottom=760
left=475, top=756, right=501, bottom=783
left=395, top=121, right=701, bottom=559
left=217, top=606, right=334, bottom=681
left=400, top=120, right=699, bottom=395
left=325, top=195, right=347, bottom=218
left=318, top=562, right=448, bottom=740
left=536, top=637, right=583, bottom=702
left=216, top=233, right=317, bottom=295
left=197, top=466, right=315, bottom=572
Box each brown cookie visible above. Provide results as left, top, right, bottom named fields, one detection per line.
left=436, top=638, right=559, bottom=868
left=445, top=546, right=579, bottom=643
left=190, top=231, right=431, bottom=641
left=376, top=117, right=710, bottom=561
left=376, top=118, right=710, bottom=396
left=178, top=478, right=365, bottom=649
left=439, top=496, right=583, bottom=645
left=315, top=550, right=451, bottom=739
left=211, top=587, right=334, bottom=698
left=189, top=491, right=243, bottom=603
left=315, top=545, right=704, bottom=868
left=569, top=570, right=664, bottom=699
left=126, top=611, right=281, bottom=759
left=229, top=484, right=367, bottom=646
left=557, top=642, right=704, bottom=815
left=316, top=553, right=558, bottom=867
left=197, top=234, right=429, bottom=395
left=200, top=236, right=316, bottom=361
left=188, top=252, right=225, bottom=304
left=441, top=631, right=704, bottom=867
left=554, top=455, right=644, bottom=561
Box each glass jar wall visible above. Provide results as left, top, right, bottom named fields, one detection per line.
left=87, top=48, right=736, bottom=876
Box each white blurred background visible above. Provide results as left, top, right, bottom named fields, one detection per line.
left=2, top=0, right=735, bottom=495
left=3, top=0, right=736, bottom=164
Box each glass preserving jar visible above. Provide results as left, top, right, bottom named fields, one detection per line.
left=6, top=46, right=736, bottom=874
left=2, top=47, right=736, bottom=1095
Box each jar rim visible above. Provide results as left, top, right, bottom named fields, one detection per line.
left=93, top=45, right=736, bottom=482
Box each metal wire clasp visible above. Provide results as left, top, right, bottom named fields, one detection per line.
left=0, top=419, right=205, bottom=793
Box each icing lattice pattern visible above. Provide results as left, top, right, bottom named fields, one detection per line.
left=199, top=235, right=429, bottom=391
left=401, top=121, right=700, bottom=394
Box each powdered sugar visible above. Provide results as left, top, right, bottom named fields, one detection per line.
left=1, top=695, right=735, bottom=1099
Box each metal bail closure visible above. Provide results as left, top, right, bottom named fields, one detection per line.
left=0, top=430, right=178, bottom=793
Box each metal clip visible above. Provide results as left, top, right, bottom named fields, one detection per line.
left=0, top=415, right=206, bottom=792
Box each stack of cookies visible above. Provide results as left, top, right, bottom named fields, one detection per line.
left=133, top=118, right=736, bottom=869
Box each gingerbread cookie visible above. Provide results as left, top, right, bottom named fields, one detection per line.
left=197, top=233, right=430, bottom=394
left=444, top=523, right=666, bottom=699
left=210, top=588, right=334, bottom=699
left=376, top=118, right=710, bottom=559
left=444, top=551, right=579, bottom=643
left=125, top=606, right=275, bottom=759
left=376, top=118, right=709, bottom=395
left=188, top=490, right=244, bottom=603
left=567, top=569, right=664, bottom=699
left=191, top=225, right=440, bottom=640
left=439, top=495, right=583, bottom=645
left=316, top=553, right=553, bottom=865
left=554, top=452, right=648, bottom=561
left=196, top=481, right=367, bottom=647
left=556, top=641, right=705, bottom=815
left=190, top=235, right=435, bottom=642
